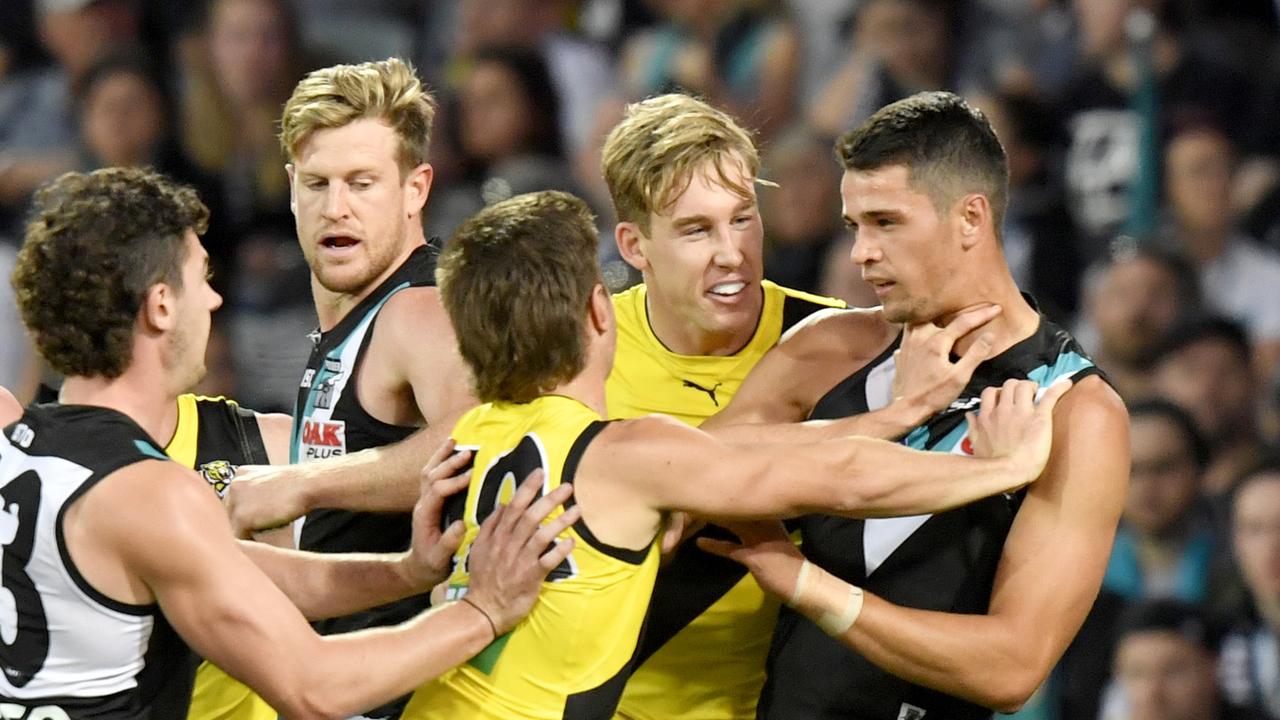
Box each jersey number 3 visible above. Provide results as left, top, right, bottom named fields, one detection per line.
left=0, top=467, right=50, bottom=687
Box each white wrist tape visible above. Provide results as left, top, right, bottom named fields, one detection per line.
left=788, top=559, right=864, bottom=636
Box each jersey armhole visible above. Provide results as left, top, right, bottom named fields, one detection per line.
left=54, top=459, right=162, bottom=617
left=561, top=420, right=653, bottom=565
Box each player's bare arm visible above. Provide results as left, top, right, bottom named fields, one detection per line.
left=704, top=376, right=1128, bottom=712
left=703, top=304, right=1000, bottom=442
left=70, top=459, right=575, bottom=719
left=236, top=462, right=471, bottom=620
left=246, top=411, right=296, bottom=548
left=226, top=287, right=475, bottom=535
left=0, top=385, right=21, bottom=426
left=571, top=378, right=1068, bottom=554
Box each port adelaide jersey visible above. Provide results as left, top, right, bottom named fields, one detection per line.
left=0, top=404, right=194, bottom=719
left=760, top=309, right=1106, bottom=720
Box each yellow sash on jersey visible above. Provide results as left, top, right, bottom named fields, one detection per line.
left=607, top=281, right=843, bottom=720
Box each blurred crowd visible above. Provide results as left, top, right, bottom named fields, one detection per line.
left=3, top=0, right=1280, bottom=718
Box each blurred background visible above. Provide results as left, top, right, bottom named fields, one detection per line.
left=2, top=1, right=1280, bottom=716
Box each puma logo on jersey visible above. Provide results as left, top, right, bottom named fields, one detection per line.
left=947, top=396, right=981, bottom=412
left=300, top=419, right=346, bottom=460
left=682, top=379, right=723, bottom=406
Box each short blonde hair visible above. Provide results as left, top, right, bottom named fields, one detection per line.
left=279, top=57, right=436, bottom=173
left=602, top=94, right=760, bottom=232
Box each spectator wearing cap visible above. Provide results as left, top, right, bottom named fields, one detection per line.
left=1220, top=458, right=1280, bottom=719
left=1154, top=315, right=1272, bottom=499
left=1102, top=599, right=1247, bottom=720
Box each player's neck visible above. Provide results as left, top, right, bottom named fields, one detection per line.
left=312, top=239, right=425, bottom=331
left=944, top=274, right=1039, bottom=359
left=644, top=291, right=760, bottom=357
left=59, top=369, right=178, bottom=446
left=547, top=374, right=607, bottom=418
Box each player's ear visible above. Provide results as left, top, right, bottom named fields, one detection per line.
left=957, top=193, right=989, bottom=250
left=285, top=164, right=297, bottom=216
left=140, top=281, right=177, bottom=333
left=588, top=283, right=612, bottom=335
left=405, top=162, right=433, bottom=218
left=615, top=220, right=649, bottom=272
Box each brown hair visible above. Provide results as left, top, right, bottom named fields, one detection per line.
left=438, top=191, right=600, bottom=403
left=12, top=167, right=209, bottom=378
left=602, top=94, right=760, bottom=232
left=279, top=57, right=436, bottom=174
left=837, top=91, right=1009, bottom=235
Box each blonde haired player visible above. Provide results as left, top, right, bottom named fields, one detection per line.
left=600, top=94, right=1001, bottom=720
left=402, top=190, right=1065, bottom=719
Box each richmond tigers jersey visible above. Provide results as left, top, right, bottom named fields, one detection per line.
left=760, top=310, right=1106, bottom=720
left=608, top=279, right=844, bottom=720
left=0, top=404, right=193, bottom=719
left=402, top=395, right=660, bottom=720
left=163, top=394, right=275, bottom=720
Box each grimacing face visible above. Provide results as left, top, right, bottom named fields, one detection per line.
left=626, top=155, right=765, bottom=355
left=840, top=165, right=961, bottom=324
left=288, top=118, right=429, bottom=298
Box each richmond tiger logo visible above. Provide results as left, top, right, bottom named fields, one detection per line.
left=197, top=460, right=237, bottom=498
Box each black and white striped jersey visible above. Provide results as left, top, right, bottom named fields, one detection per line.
left=0, top=404, right=194, bottom=719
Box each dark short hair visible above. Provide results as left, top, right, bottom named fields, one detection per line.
left=437, top=191, right=600, bottom=403
left=1099, top=238, right=1202, bottom=306
left=1117, top=599, right=1218, bottom=652
left=1128, top=397, right=1211, bottom=470
left=836, top=91, right=1008, bottom=235
left=12, top=167, right=208, bottom=378
left=1155, top=314, right=1251, bottom=367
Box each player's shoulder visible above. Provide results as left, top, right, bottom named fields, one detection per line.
left=0, top=386, right=21, bottom=426
left=376, top=284, right=455, bottom=341
left=1058, top=373, right=1128, bottom=428
left=777, top=305, right=897, bottom=363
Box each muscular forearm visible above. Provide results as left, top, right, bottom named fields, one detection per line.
left=708, top=400, right=925, bottom=446
left=809, top=437, right=1026, bottom=518
left=240, top=542, right=427, bottom=621
left=793, top=587, right=1040, bottom=713
left=274, top=601, right=492, bottom=718
left=301, top=428, right=442, bottom=513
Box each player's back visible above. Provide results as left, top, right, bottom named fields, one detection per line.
left=403, top=395, right=659, bottom=720
left=0, top=404, right=194, bottom=718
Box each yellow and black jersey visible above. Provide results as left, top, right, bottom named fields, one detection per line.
left=607, top=280, right=844, bottom=720
left=403, top=395, right=660, bottom=720
left=164, top=394, right=276, bottom=720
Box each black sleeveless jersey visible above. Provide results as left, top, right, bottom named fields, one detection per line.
left=291, top=245, right=437, bottom=717
left=760, top=312, right=1105, bottom=720
left=0, top=404, right=194, bottom=719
